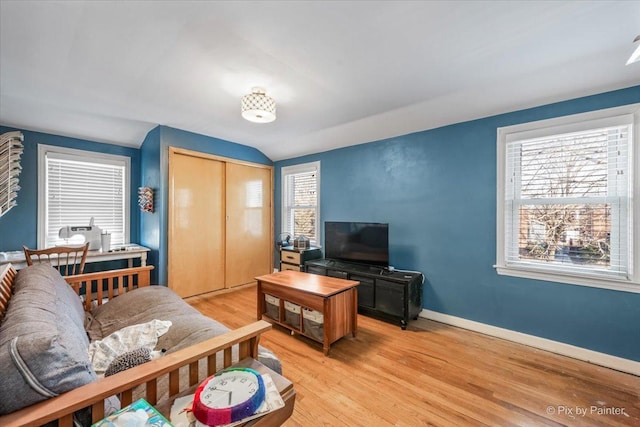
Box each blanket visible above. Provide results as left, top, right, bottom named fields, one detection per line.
left=88, top=319, right=171, bottom=375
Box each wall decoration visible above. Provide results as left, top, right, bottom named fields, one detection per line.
left=138, top=186, right=154, bottom=213
left=0, top=131, right=24, bottom=218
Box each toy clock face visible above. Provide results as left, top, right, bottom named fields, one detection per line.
left=193, top=368, right=265, bottom=426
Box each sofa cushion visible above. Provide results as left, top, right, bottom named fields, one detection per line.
left=0, top=264, right=96, bottom=415
left=87, top=285, right=282, bottom=374
left=87, top=285, right=232, bottom=353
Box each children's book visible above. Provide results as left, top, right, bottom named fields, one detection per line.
left=92, top=398, right=173, bottom=427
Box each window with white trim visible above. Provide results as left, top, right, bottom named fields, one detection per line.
left=38, top=145, right=130, bottom=248
left=496, top=104, right=639, bottom=292
left=281, top=161, right=320, bottom=245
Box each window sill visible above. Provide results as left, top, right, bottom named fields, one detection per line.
left=494, top=265, right=640, bottom=294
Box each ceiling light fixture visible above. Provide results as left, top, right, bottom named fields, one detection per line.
left=626, top=35, right=640, bottom=65
left=241, top=87, right=276, bottom=123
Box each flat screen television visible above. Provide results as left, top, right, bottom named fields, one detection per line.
left=324, top=221, right=389, bottom=267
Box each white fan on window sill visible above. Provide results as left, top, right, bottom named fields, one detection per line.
left=275, top=233, right=291, bottom=250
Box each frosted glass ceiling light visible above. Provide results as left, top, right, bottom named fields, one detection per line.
left=626, top=35, right=640, bottom=65
left=241, top=87, right=276, bottom=123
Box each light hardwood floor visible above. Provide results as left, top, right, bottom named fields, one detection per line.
left=187, top=285, right=639, bottom=427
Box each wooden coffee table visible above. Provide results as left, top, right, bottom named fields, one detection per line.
left=255, top=271, right=359, bottom=355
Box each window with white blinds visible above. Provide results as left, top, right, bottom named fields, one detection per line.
left=496, top=105, right=639, bottom=292
left=38, top=145, right=130, bottom=248
left=281, top=161, right=320, bottom=245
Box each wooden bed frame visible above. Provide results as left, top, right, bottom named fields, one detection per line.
left=0, top=264, right=295, bottom=427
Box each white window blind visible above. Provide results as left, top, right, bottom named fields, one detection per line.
left=39, top=145, right=130, bottom=248
left=497, top=104, right=639, bottom=292
left=505, top=125, right=630, bottom=279
left=282, top=162, right=320, bottom=244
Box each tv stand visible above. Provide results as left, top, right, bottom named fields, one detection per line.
left=305, top=259, right=423, bottom=329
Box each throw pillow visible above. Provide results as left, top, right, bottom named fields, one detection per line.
left=104, top=348, right=166, bottom=377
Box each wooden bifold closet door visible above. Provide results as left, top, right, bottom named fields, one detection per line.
left=168, top=147, right=273, bottom=298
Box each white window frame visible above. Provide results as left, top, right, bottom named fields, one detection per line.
left=496, top=104, right=640, bottom=293
left=37, top=144, right=131, bottom=249
left=281, top=161, right=320, bottom=246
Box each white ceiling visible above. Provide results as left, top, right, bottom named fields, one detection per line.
left=1, top=1, right=639, bottom=161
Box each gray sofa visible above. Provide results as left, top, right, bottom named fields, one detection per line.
left=0, top=263, right=281, bottom=418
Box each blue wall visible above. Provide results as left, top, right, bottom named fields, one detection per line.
left=139, top=126, right=272, bottom=284
left=3, top=86, right=638, bottom=360
left=275, top=85, right=640, bottom=361
left=139, top=126, right=162, bottom=278
left=0, top=126, right=141, bottom=258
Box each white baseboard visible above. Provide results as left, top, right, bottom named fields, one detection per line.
left=419, top=309, right=640, bottom=377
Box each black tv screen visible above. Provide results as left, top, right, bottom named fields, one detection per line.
left=324, top=222, right=389, bottom=266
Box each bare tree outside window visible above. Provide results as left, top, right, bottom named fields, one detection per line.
left=510, top=126, right=625, bottom=270
left=291, top=172, right=317, bottom=240
left=282, top=162, right=320, bottom=244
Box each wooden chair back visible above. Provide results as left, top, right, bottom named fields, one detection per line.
left=23, top=243, right=89, bottom=276
left=0, top=264, right=17, bottom=322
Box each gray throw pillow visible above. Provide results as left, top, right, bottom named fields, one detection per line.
left=104, top=348, right=166, bottom=377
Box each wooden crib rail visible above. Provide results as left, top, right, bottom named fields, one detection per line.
left=0, top=320, right=272, bottom=427
left=65, top=265, right=154, bottom=311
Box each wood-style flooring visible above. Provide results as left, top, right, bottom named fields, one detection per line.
left=187, top=285, right=639, bottom=427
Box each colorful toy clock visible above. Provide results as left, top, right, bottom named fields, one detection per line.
left=192, top=367, right=266, bottom=426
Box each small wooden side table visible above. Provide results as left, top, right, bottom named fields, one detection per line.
left=279, top=245, right=322, bottom=272
left=255, top=271, right=359, bottom=355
